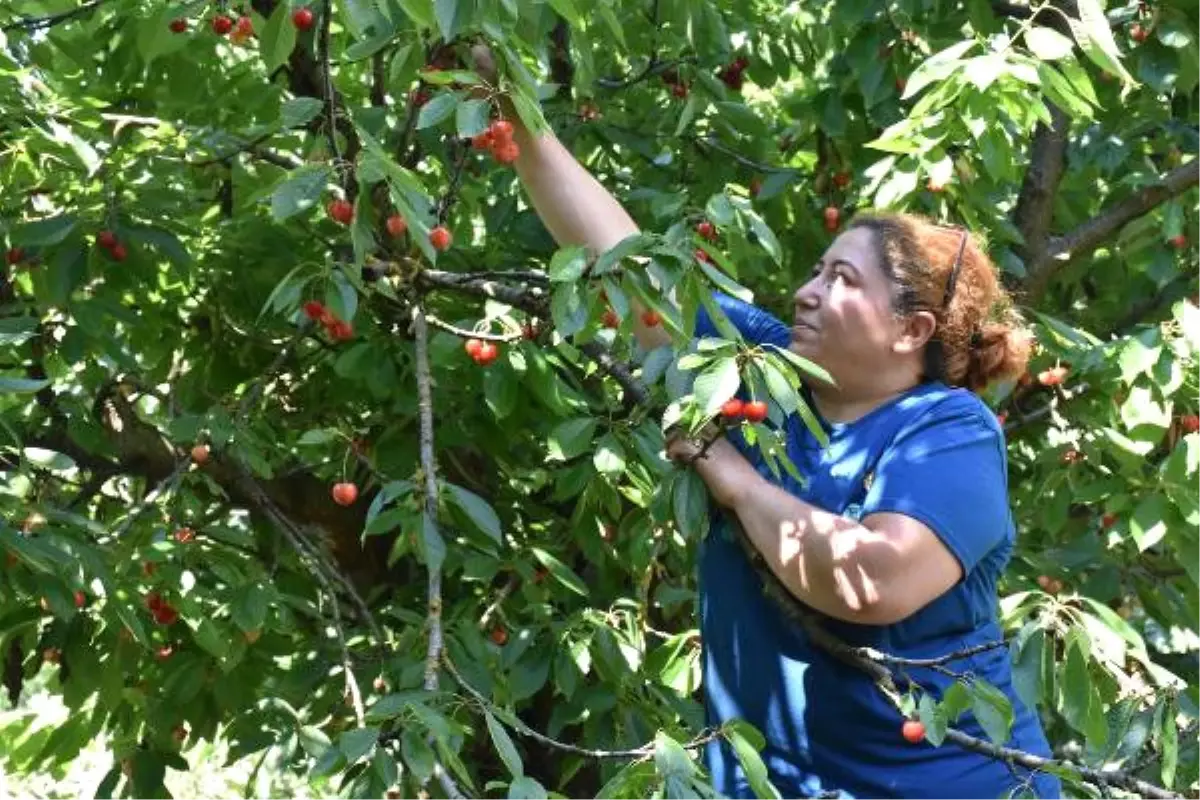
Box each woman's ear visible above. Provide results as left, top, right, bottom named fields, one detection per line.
left=893, top=310, right=938, bottom=354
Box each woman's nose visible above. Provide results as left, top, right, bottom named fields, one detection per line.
left=794, top=280, right=820, bottom=309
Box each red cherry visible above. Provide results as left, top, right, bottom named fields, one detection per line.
left=601, top=309, right=620, bottom=329
left=1130, top=23, right=1148, bottom=42
left=234, top=15, right=253, bottom=35
left=174, top=527, right=195, bottom=544
left=74, top=590, right=86, bottom=608
left=153, top=604, right=180, bottom=625
left=901, top=720, right=926, bottom=743
left=386, top=214, right=408, bottom=238
left=471, top=131, right=494, bottom=151
left=156, top=644, right=174, bottom=661
left=429, top=226, right=452, bottom=251
left=833, top=171, right=852, bottom=189
left=190, top=444, right=209, bottom=464
left=292, top=7, right=314, bottom=30
left=169, top=18, right=188, bottom=33
left=489, top=120, right=514, bottom=140
left=1181, top=414, right=1200, bottom=434
left=332, top=482, right=358, bottom=506
left=145, top=592, right=164, bottom=612
left=328, top=320, right=354, bottom=341
left=327, top=199, right=353, bottom=225
left=410, top=89, right=431, bottom=108
left=696, top=220, right=717, bottom=241
left=303, top=301, right=325, bottom=320
left=1170, top=234, right=1188, bottom=249
left=744, top=400, right=769, bottom=423
left=671, top=82, right=689, bottom=98
left=109, top=243, right=128, bottom=261
left=720, top=398, right=744, bottom=420
left=5, top=247, right=24, bottom=265
left=97, top=230, right=118, bottom=249
left=641, top=309, right=662, bottom=327
left=490, top=626, right=508, bottom=645
left=823, top=206, right=841, bottom=233
left=492, top=141, right=520, bottom=164
left=465, top=338, right=483, bottom=358
left=694, top=248, right=712, bottom=264
left=211, top=14, right=233, bottom=35
left=1100, top=512, right=1118, bottom=529
left=475, top=341, right=499, bottom=365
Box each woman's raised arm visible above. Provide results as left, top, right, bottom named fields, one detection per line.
left=473, top=46, right=671, bottom=351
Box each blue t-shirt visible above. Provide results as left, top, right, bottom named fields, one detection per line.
left=693, top=293, right=1061, bottom=800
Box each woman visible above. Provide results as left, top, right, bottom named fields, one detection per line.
left=490, top=66, right=1059, bottom=798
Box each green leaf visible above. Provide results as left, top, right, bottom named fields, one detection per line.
left=12, top=215, right=76, bottom=247
left=595, top=761, right=657, bottom=798
left=401, top=730, right=435, bottom=784
left=416, top=92, right=460, bottom=130
left=550, top=283, right=588, bottom=338
left=545, top=0, right=583, bottom=28
left=1159, top=696, right=1179, bottom=786
left=1130, top=494, right=1168, bottom=551
left=340, top=726, right=380, bottom=762
left=968, top=680, right=1014, bottom=746
left=507, top=776, right=547, bottom=799
left=280, top=97, right=325, bottom=130
left=231, top=584, right=270, bottom=633
left=456, top=98, right=491, bottom=138
left=419, top=512, right=446, bottom=573
left=653, top=731, right=695, bottom=779
left=444, top=482, right=503, bottom=542
left=593, top=433, right=627, bottom=476
left=740, top=209, right=783, bottom=265
left=260, top=1, right=298, bottom=73
left=193, top=619, right=230, bottom=660
left=1025, top=26, right=1075, bottom=60
left=693, top=356, right=741, bottom=416
left=547, top=418, right=597, bottom=461
left=726, top=727, right=782, bottom=799
left=0, top=376, right=51, bottom=394
left=434, top=0, right=464, bottom=42
left=485, top=712, right=524, bottom=779
left=1068, top=0, right=1135, bottom=84
left=271, top=165, right=332, bottom=222
left=549, top=245, right=589, bottom=282
left=530, top=547, right=588, bottom=597
left=0, top=317, right=38, bottom=347
left=673, top=469, right=709, bottom=540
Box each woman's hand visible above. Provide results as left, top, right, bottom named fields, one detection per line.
left=666, top=425, right=761, bottom=509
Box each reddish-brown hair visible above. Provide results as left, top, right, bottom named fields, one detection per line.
left=847, top=212, right=1032, bottom=393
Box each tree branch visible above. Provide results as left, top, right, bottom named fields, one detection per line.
left=1, top=0, right=110, bottom=32
left=1026, top=160, right=1199, bottom=299
left=412, top=303, right=445, bottom=694
left=1012, top=102, right=1070, bottom=286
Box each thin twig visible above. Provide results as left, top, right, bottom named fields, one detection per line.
left=478, top=575, right=520, bottom=630
left=425, top=314, right=525, bottom=343
left=443, top=654, right=721, bottom=759
left=319, top=0, right=341, bottom=171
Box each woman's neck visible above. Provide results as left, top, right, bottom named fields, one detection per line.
left=809, top=380, right=919, bottom=424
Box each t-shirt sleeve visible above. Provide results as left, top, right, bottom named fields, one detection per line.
left=860, top=400, right=1009, bottom=575
left=694, top=291, right=791, bottom=349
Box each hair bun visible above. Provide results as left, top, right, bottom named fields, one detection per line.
left=964, top=320, right=1032, bottom=392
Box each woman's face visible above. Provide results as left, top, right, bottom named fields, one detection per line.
left=789, top=227, right=913, bottom=391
